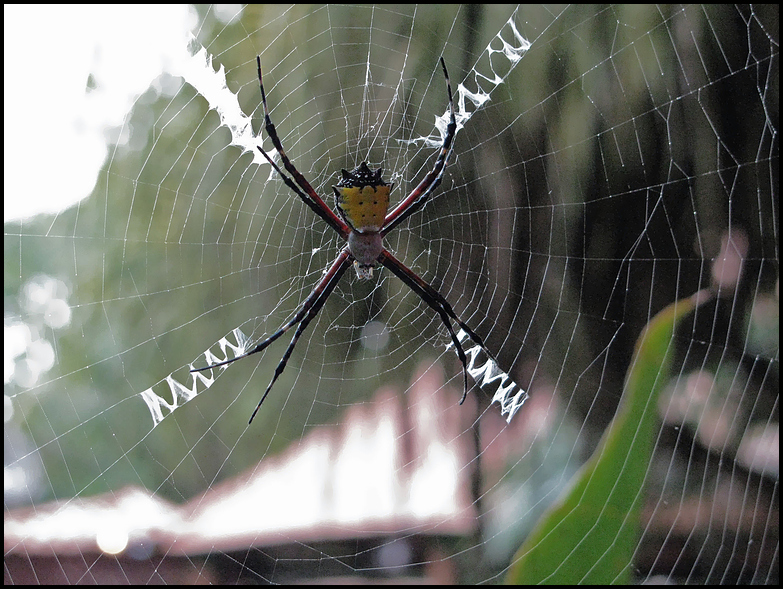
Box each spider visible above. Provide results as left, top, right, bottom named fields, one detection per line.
left=193, top=56, right=492, bottom=424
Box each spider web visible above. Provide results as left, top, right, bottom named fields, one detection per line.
left=4, top=4, right=778, bottom=584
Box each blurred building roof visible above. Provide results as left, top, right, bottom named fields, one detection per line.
left=5, top=361, right=478, bottom=566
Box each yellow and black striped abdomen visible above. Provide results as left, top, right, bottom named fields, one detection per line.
left=333, top=162, right=393, bottom=232
left=334, top=184, right=391, bottom=232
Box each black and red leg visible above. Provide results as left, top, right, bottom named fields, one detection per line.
left=380, top=249, right=490, bottom=404
left=192, top=249, right=352, bottom=421
left=256, top=56, right=349, bottom=239
left=382, top=57, right=456, bottom=236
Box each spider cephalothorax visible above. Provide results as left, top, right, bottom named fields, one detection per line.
left=193, top=56, right=496, bottom=425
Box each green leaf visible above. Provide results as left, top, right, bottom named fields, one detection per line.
left=505, top=290, right=711, bottom=584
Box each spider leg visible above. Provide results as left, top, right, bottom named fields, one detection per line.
left=382, top=57, right=456, bottom=236
left=191, top=250, right=350, bottom=392
left=256, top=147, right=347, bottom=237
left=248, top=249, right=351, bottom=423
left=256, top=56, right=349, bottom=239
left=380, top=249, right=490, bottom=404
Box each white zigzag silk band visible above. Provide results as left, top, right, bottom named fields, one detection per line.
left=452, top=329, right=527, bottom=422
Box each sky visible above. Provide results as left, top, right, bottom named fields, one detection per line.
left=3, top=5, right=210, bottom=222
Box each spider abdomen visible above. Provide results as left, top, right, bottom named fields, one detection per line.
left=335, top=185, right=390, bottom=232
left=332, top=162, right=393, bottom=233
